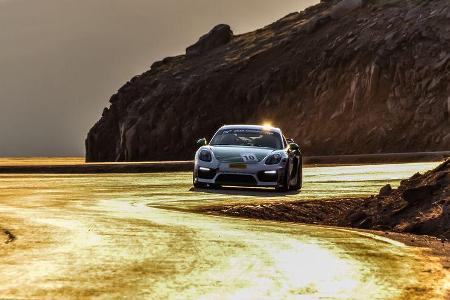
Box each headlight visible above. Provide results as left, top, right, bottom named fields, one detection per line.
left=265, top=153, right=282, bottom=165
left=199, top=150, right=212, bottom=162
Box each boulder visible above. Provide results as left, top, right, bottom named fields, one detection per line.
left=379, top=184, right=393, bottom=197
left=186, top=24, right=233, bottom=57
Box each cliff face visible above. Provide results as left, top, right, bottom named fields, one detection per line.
left=86, top=0, right=450, bottom=162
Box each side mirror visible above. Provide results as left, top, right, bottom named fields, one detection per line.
left=286, top=138, right=295, bottom=144
left=196, top=138, right=207, bottom=147
left=289, top=143, right=300, bottom=152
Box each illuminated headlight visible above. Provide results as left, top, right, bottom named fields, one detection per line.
left=265, top=153, right=282, bottom=165
left=199, top=167, right=211, bottom=172
left=199, top=150, right=212, bottom=162
left=264, top=170, right=277, bottom=175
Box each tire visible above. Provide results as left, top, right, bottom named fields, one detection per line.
left=290, top=159, right=302, bottom=191
left=275, top=165, right=290, bottom=192
left=290, top=171, right=301, bottom=191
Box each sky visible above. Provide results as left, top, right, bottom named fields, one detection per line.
left=0, top=0, right=318, bottom=157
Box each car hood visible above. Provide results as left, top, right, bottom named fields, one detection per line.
left=210, top=146, right=274, bottom=163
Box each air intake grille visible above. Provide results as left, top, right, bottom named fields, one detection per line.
left=198, top=168, right=217, bottom=179
left=257, top=171, right=278, bottom=182
left=216, top=174, right=257, bottom=186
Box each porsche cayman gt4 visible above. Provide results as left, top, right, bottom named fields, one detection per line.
left=193, top=125, right=302, bottom=192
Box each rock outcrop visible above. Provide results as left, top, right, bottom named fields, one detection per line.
left=186, top=24, right=234, bottom=57
left=351, top=159, right=450, bottom=238
left=86, top=0, right=450, bottom=162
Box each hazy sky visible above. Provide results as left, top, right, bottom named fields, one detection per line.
left=0, top=0, right=318, bottom=157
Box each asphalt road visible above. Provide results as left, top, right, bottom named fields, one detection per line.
left=0, top=162, right=448, bottom=299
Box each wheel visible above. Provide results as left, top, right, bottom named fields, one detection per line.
left=275, top=164, right=290, bottom=192
left=290, top=158, right=302, bottom=191
left=290, top=171, right=301, bottom=191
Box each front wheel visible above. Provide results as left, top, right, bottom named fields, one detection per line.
left=290, top=161, right=302, bottom=191
left=275, top=167, right=290, bottom=192
left=290, top=172, right=301, bottom=191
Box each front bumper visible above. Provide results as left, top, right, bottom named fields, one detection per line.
left=194, top=161, right=286, bottom=187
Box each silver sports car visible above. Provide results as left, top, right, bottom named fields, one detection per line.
left=193, top=125, right=302, bottom=191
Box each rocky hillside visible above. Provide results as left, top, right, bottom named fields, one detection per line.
left=348, top=158, right=450, bottom=238
left=86, top=0, right=450, bottom=162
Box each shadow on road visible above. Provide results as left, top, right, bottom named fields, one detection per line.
left=189, top=186, right=300, bottom=197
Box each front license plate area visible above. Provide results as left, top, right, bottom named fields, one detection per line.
left=229, top=163, right=247, bottom=169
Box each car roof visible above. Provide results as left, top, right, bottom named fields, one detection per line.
left=219, top=124, right=282, bottom=134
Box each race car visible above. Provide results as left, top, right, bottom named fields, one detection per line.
left=193, top=125, right=302, bottom=191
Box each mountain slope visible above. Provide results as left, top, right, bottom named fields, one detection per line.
left=86, top=0, right=450, bottom=162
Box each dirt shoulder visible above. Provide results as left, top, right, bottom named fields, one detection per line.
left=196, top=198, right=365, bottom=228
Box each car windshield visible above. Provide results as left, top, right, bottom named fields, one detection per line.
left=210, top=128, right=283, bottom=149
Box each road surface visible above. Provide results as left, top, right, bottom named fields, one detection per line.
left=0, top=162, right=448, bottom=299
